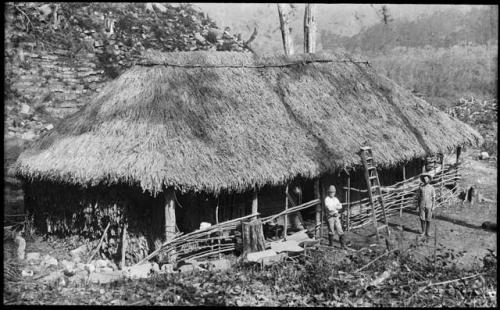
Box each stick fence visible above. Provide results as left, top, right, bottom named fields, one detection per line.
left=342, top=163, right=461, bottom=231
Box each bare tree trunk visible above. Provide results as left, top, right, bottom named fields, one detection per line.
left=303, top=4, right=317, bottom=53
left=277, top=3, right=295, bottom=55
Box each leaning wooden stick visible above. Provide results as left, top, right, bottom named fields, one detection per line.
left=87, top=222, right=111, bottom=264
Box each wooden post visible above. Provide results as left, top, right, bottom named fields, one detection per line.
left=320, top=183, right=324, bottom=240
left=164, top=187, right=176, bottom=243
left=303, top=3, right=317, bottom=53
left=400, top=165, right=406, bottom=217
left=121, top=223, right=127, bottom=270
left=440, top=154, right=445, bottom=207
left=242, top=219, right=266, bottom=255
left=284, top=185, right=289, bottom=239
left=347, top=173, right=351, bottom=231
left=314, top=179, right=321, bottom=238
left=277, top=3, right=295, bottom=55
left=251, top=185, right=258, bottom=218
left=216, top=197, right=221, bottom=260
left=454, top=146, right=462, bottom=192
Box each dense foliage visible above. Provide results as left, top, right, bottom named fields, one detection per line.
left=447, top=96, right=498, bottom=156
left=4, top=244, right=497, bottom=306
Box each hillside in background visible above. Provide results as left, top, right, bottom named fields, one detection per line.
left=194, top=4, right=497, bottom=101
left=194, top=4, right=477, bottom=54
left=323, top=6, right=498, bottom=53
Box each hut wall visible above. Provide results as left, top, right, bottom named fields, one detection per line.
left=23, top=180, right=165, bottom=264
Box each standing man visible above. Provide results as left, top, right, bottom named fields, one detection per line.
left=324, top=185, right=348, bottom=249
left=417, top=173, right=436, bottom=237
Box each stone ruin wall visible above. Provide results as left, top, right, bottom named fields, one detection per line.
left=5, top=42, right=109, bottom=119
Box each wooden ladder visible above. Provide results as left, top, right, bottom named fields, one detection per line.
left=359, top=146, right=391, bottom=243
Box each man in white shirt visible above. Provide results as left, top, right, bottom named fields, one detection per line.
left=324, top=185, right=348, bottom=249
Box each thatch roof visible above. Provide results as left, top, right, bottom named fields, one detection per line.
left=14, top=51, right=483, bottom=195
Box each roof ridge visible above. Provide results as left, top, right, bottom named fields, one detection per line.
left=137, top=58, right=372, bottom=68
left=135, top=50, right=371, bottom=68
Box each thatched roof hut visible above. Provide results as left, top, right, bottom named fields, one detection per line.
left=14, top=51, right=483, bottom=196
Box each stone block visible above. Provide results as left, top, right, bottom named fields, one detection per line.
left=151, top=262, right=160, bottom=273
left=177, top=264, right=196, bottom=273
left=60, top=259, right=75, bottom=272
left=89, top=271, right=124, bottom=284
left=98, top=267, right=114, bottom=273
left=26, top=252, right=41, bottom=261
left=70, top=244, right=88, bottom=258
left=480, top=152, right=490, bottom=160
left=93, top=259, right=112, bottom=268
left=261, top=253, right=288, bottom=266
left=207, top=258, right=232, bottom=271
left=41, top=255, right=58, bottom=267
left=124, top=263, right=153, bottom=279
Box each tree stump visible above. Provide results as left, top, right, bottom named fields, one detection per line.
left=242, top=219, right=265, bottom=255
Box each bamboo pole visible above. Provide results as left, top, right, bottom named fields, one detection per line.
left=400, top=165, right=406, bottom=217
left=454, top=146, right=462, bottom=192
left=284, top=185, right=289, bottom=239
left=261, top=199, right=319, bottom=223
left=320, top=182, right=324, bottom=240
left=347, top=174, right=351, bottom=231
left=314, top=179, right=321, bottom=238
left=216, top=196, right=221, bottom=260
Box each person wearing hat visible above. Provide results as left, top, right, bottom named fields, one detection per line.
left=417, top=173, right=436, bottom=237
left=324, top=185, right=348, bottom=249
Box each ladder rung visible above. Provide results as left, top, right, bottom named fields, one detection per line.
left=365, top=156, right=373, bottom=160
left=360, top=146, right=372, bottom=151
left=377, top=224, right=388, bottom=230
left=369, top=176, right=378, bottom=180
left=368, top=166, right=376, bottom=170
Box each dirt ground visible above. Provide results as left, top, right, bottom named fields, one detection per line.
left=330, top=148, right=497, bottom=270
